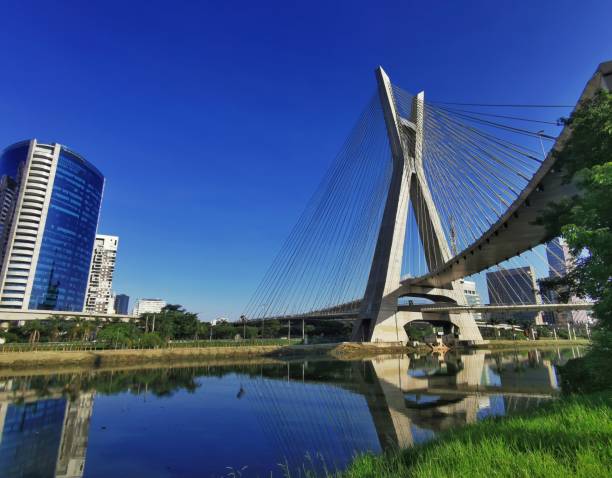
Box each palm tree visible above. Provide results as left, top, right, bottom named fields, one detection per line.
left=25, top=320, right=43, bottom=344
left=81, top=320, right=95, bottom=341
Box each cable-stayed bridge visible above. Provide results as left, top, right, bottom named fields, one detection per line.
left=245, top=61, right=611, bottom=344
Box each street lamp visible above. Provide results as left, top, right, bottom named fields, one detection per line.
left=240, top=315, right=247, bottom=340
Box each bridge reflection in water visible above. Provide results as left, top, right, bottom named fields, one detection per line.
left=0, top=348, right=582, bottom=477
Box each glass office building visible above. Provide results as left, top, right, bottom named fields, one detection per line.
left=0, top=140, right=104, bottom=311
left=113, top=293, right=130, bottom=315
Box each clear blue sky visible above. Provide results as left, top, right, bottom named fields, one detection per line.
left=0, top=1, right=610, bottom=319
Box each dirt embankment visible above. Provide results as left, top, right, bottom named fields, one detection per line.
left=0, top=345, right=287, bottom=370
left=0, top=342, right=424, bottom=371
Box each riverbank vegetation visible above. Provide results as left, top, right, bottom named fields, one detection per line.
left=340, top=393, right=611, bottom=478
left=539, top=89, right=612, bottom=394
left=0, top=304, right=353, bottom=347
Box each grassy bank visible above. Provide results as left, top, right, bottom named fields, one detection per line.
left=340, top=393, right=611, bottom=478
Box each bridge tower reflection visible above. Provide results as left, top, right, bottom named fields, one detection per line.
left=353, top=350, right=561, bottom=450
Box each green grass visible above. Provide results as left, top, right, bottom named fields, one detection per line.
left=340, top=393, right=611, bottom=478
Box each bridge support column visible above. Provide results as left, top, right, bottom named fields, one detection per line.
left=352, top=66, right=483, bottom=344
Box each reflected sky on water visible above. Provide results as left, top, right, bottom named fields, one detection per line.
left=0, top=346, right=584, bottom=477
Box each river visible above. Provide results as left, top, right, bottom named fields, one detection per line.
left=0, top=346, right=585, bottom=477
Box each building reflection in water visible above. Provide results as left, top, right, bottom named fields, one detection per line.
left=0, top=380, right=93, bottom=478
left=0, top=348, right=576, bottom=477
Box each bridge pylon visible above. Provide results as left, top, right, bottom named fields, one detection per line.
left=351, top=67, right=483, bottom=344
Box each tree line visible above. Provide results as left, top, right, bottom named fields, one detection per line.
left=0, top=304, right=353, bottom=347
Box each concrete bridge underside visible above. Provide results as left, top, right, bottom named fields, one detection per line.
left=405, top=60, right=612, bottom=289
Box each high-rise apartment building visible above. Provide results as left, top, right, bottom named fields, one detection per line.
left=486, top=266, right=543, bottom=324
left=0, top=140, right=104, bottom=312
left=84, top=235, right=118, bottom=314
left=132, top=298, right=166, bottom=317
left=113, top=293, right=130, bottom=315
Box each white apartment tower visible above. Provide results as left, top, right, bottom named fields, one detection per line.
left=84, top=235, right=118, bottom=314
left=132, top=298, right=166, bottom=317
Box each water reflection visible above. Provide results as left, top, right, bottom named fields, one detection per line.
left=0, top=347, right=581, bottom=477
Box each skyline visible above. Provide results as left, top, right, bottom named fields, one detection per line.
left=1, top=2, right=611, bottom=319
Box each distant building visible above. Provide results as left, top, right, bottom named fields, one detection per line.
left=460, top=279, right=482, bottom=321
left=0, top=140, right=104, bottom=312
left=0, top=175, right=19, bottom=267
left=113, top=294, right=130, bottom=315
left=85, top=235, right=119, bottom=314
left=486, top=266, right=543, bottom=325
left=544, top=237, right=590, bottom=324
left=132, top=298, right=166, bottom=317
left=546, top=237, right=571, bottom=277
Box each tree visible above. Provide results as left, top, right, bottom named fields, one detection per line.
left=0, top=330, right=19, bottom=343
left=154, top=315, right=175, bottom=340
left=67, top=317, right=86, bottom=341
left=97, top=323, right=140, bottom=348
left=196, top=321, right=210, bottom=340
left=23, top=320, right=45, bottom=343
left=163, top=304, right=184, bottom=312
left=262, top=320, right=281, bottom=338
left=140, top=332, right=164, bottom=348
left=243, top=326, right=259, bottom=339
left=212, top=322, right=238, bottom=339
left=539, top=90, right=612, bottom=392
left=144, top=305, right=199, bottom=340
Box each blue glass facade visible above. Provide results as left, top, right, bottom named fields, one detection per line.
left=29, top=147, right=104, bottom=311
left=0, top=141, right=28, bottom=180
left=114, top=293, right=130, bottom=314
left=0, top=398, right=67, bottom=478
left=0, top=142, right=28, bottom=263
